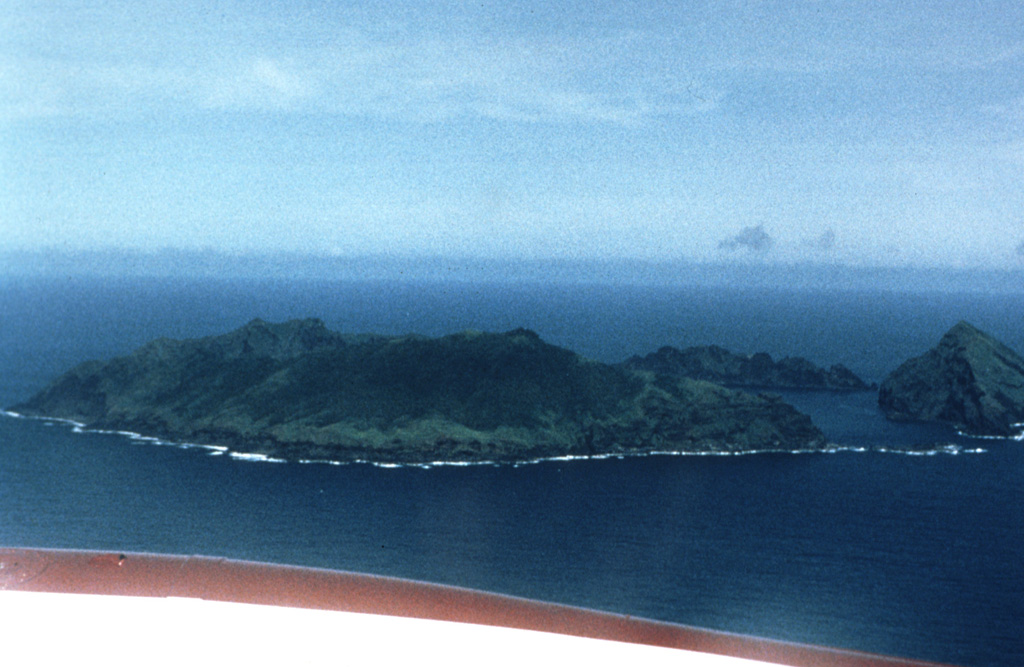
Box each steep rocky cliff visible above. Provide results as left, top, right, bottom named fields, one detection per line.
left=878, top=321, right=1024, bottom=437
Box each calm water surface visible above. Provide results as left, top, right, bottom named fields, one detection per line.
left=1, top=276, right=1022, bottom=666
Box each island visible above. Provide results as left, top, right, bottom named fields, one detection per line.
left=10, top=318, right=827, bottom=463
left=621, top=345, right=871, bottom=391
left=878, top=321, right=1024, bottom=437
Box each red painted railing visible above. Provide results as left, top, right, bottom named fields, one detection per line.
left=0, top=548, right=954, bottom=667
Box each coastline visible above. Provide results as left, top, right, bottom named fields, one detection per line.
left=2, top=409, right=988, bottom=467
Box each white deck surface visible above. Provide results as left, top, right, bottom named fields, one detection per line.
left=0, top=590, right=775, bottom=666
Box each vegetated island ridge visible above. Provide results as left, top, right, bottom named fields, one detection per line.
left=622, top=345, right=871, bottom=391
left=10, top=318, right=827, bottom=463
left=879, top=321, right=1024, bottom=437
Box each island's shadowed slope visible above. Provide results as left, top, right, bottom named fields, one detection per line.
left=11, top=319, right=826, bottom=463
left=879, top=321, right=1024, bottom=437
left=622, top=345, right=871, bottom=392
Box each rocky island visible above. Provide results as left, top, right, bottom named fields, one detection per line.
left=878, top=321, right=1024, bottom=437
left=10, top=319, right=827, bottom=463
left=622, top=345, right=871, bottom=391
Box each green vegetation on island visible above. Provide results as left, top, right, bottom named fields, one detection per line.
left=879, top=321, right=1024, bottom=437
left=622, top=345, right=871, bottom=391
left=10, top=319, right=827, bottom=463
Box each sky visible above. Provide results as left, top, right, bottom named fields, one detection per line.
left=2, top=0, right=1023, bottom=271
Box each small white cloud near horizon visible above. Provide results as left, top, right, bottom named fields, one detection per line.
left=718, top=225, right=774, bottom=253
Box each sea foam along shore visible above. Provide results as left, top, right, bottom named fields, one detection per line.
left=2, top=410, right=988, bottom=469
left=2, top=410, right=230, bottom=456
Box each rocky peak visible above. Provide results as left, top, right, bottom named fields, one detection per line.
left=879, top=322, right=1024, bottom=437
left=943, top=320, right=981, bottom=340
left=216, top=318, right=340, bottom=361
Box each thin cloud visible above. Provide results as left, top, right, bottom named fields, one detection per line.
left=948, top=41, right=1024, bottom=70
left=983, top=95, right=1024, bottom=120
left=718, top=225, right=774, bottom=252
left=201, top=58, right=319, bottom=110
left=1, top=31, right=710, bottom=125
left=252, top=59, right=315, bottom=100
left=0, top=58, right=196, bottom=118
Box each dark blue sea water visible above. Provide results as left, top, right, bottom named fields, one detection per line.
left=1, top=275, right=1023, bottom=666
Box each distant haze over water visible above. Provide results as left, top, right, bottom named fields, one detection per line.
left=4, top=248, right=1024, bottom=295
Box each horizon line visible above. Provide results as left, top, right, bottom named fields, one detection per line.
left=3, top=247, right=1023, bottom=294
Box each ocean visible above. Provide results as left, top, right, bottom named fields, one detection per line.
left=1, top=275, right=1022, bottom=666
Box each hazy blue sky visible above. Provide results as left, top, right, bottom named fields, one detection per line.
left=3, top=1, right=1023, bottom=269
